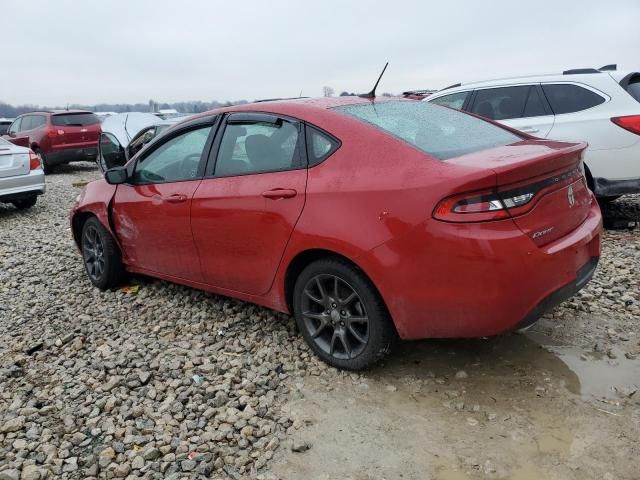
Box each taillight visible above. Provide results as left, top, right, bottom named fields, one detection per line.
left=47, top=129, right=65, bottom=138
left=433, top=189, right=510, bottom=222
left=611, top=115, right=640, bottom=135
left=434, top=167, right=583, bottom=223
left=29, top=151, right=41, bottom=170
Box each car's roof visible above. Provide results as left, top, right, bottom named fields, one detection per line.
left=433, top=70, right=636, bottom=93
left=182, top=95, right=406, bottom=124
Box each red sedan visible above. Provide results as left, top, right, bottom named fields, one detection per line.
left=70, top=97, right=602, bottom=370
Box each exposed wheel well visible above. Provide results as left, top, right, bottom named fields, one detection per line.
left=583, top=163, right=594, bottom=191
left=71, top=212, right=95, bottom=248
left=284, top=249, right=391, bottom=324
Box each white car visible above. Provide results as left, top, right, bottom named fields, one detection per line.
left=425, top=65, right=640, bottom=200
left=0, top=137, right=45, bottom=209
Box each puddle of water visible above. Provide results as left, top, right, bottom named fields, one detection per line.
left=526, top=330, right=639, bottom=401
left=545, top=344, right=639, bottom=401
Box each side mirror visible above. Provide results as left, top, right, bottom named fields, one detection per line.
left=104, top=166, right=128, bottom=185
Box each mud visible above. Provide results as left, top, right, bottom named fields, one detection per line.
left=270, top=332, right=639, bottom=480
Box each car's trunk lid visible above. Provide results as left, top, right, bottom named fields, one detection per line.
left=0, top=147, right=30, bottom=178
left=448, top=139, right=592, bottom=246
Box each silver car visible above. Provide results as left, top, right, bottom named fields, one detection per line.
left=0, top=137, right=45, bottom=209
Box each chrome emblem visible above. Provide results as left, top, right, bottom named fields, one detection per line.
left=567, top=185, right=575, bottom=208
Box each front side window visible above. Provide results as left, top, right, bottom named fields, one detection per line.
left=133, top=126, right=212, bottom=184
left=541, top=84, right=606, bottom=114
left=430, top=91, right=469, bottom=110
left=214, top=119, right=301, bottom=176
left=335, top=101, right=521, bottom=160
left=470, top=86, right=531, bottom=120
left=8, top=118, right=21, bottom=135
left=19, top=116, right=33, bottom=131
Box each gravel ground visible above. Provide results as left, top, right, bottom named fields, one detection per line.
left=0, top=163, right=638, bottom=480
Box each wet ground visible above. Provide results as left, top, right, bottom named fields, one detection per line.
left=269, top=196, right=640, bottom=480
left=270, top=332, right=639, bottom=480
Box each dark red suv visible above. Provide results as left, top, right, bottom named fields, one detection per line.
left=3, top=111, right=101, bottom=173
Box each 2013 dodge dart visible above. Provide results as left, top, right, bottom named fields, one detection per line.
left=70, top=97, right=602, bottom=370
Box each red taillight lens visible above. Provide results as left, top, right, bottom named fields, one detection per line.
left=433, top=189, right=510, bottom=223
left=611, top=115, right=640, bottom=135
left=434, top=166, right=584, bottom=223
left=29, top=151, right=41, bottom=170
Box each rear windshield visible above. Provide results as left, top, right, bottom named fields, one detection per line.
left=334, top=101, right=521, bottom=160
left=623, top=74, right=640, bottom=103
left=51, top=113, right=100, bottom=127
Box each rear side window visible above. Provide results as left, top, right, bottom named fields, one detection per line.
left=430, top=91, right=469, bottom=110
left=541, top=84, right=605, bottom=114
left=51, top=113, right=100, bottom=126
left=522, top=87, right=548, bottom=117
left=335, top=101, right=521, bottom=160
left=622, top=74, right=640, bottom=103
left=305, top=125, right=340, bottom=167
left=470, top=86, right=531, bottom=120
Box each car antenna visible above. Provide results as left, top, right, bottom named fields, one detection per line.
left=359, top=62, right=389, bottom=99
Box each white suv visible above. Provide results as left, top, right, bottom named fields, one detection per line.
left=425, top=65, right=640, bottom=200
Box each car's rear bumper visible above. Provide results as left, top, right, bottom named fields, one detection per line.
left=46, top=146, right=98, bottom=166
left=593, top=176, right=640, bottom=196
left=366, top=201, right=603, bottom=340
left=0, top=169, right=46, bottom=202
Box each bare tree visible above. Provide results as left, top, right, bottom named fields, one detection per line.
left=322, top=86, right=335, bottom=97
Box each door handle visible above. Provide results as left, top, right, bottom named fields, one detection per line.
left=163, top=194, right=188, bottom=203
left=261, top=188, right=297, bottom=199
left=520, top=127, right=539, bottom=133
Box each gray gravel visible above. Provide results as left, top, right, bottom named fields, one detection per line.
left=0, top=164, right=327, bottom=479
left=1, top=164, right=639, bottom=479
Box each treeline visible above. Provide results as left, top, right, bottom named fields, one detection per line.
left=0, top=99, right=249, bottom=118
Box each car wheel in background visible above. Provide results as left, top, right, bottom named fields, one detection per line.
left=81, top=217, right=124, bottom=290
left=598, top=195, right=622, bottom=204
left=293, top=258, right=396, bottom=370
left=35, top=149, right=52, bottom=174
left=11, top=196, right=37, bottom=210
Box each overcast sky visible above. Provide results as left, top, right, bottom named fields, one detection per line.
left=1, top=0, right=639, bottom=106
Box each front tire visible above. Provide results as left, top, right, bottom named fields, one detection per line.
left=81, top=217, right=124, bottom=290
left=293, top=258, right=396, bottom=370
left=12, top=196, right=37, bottom=210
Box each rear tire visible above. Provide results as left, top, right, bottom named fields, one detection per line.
left=12, top=196, right=37, bottom=210
left=292, top=258, right=396, bottom=370
left=81, top=217, right=124, bottom=290
left=598, top=195, right=621, bottom=204
left=35, top=150, right=52, bottom=174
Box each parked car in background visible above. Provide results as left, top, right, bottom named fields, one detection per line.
left=70, top=97, right=601, bottom=370
left=3, top=110, right=101, bottom=173
left=97, top=112, right=182, bottom=173
left=402, top=89, right=436, bottom=100
left=425, top=66, right=640, bottom=201
left=0, top=137, right=45, bottom=209
left=0, top=118, right=14, bottom=135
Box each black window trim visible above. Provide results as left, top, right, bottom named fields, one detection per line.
left=303, top=122, right=342, bottom=168
left=203, top=111, right=306, bottom=179
left=126, top=115, right=220, bottom=186
left=539, top=81, right=609, bottom=115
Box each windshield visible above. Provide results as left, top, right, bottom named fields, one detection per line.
left=51, top=113, right=100, bottom=127
left=334, top=101, right=521, bottom=160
